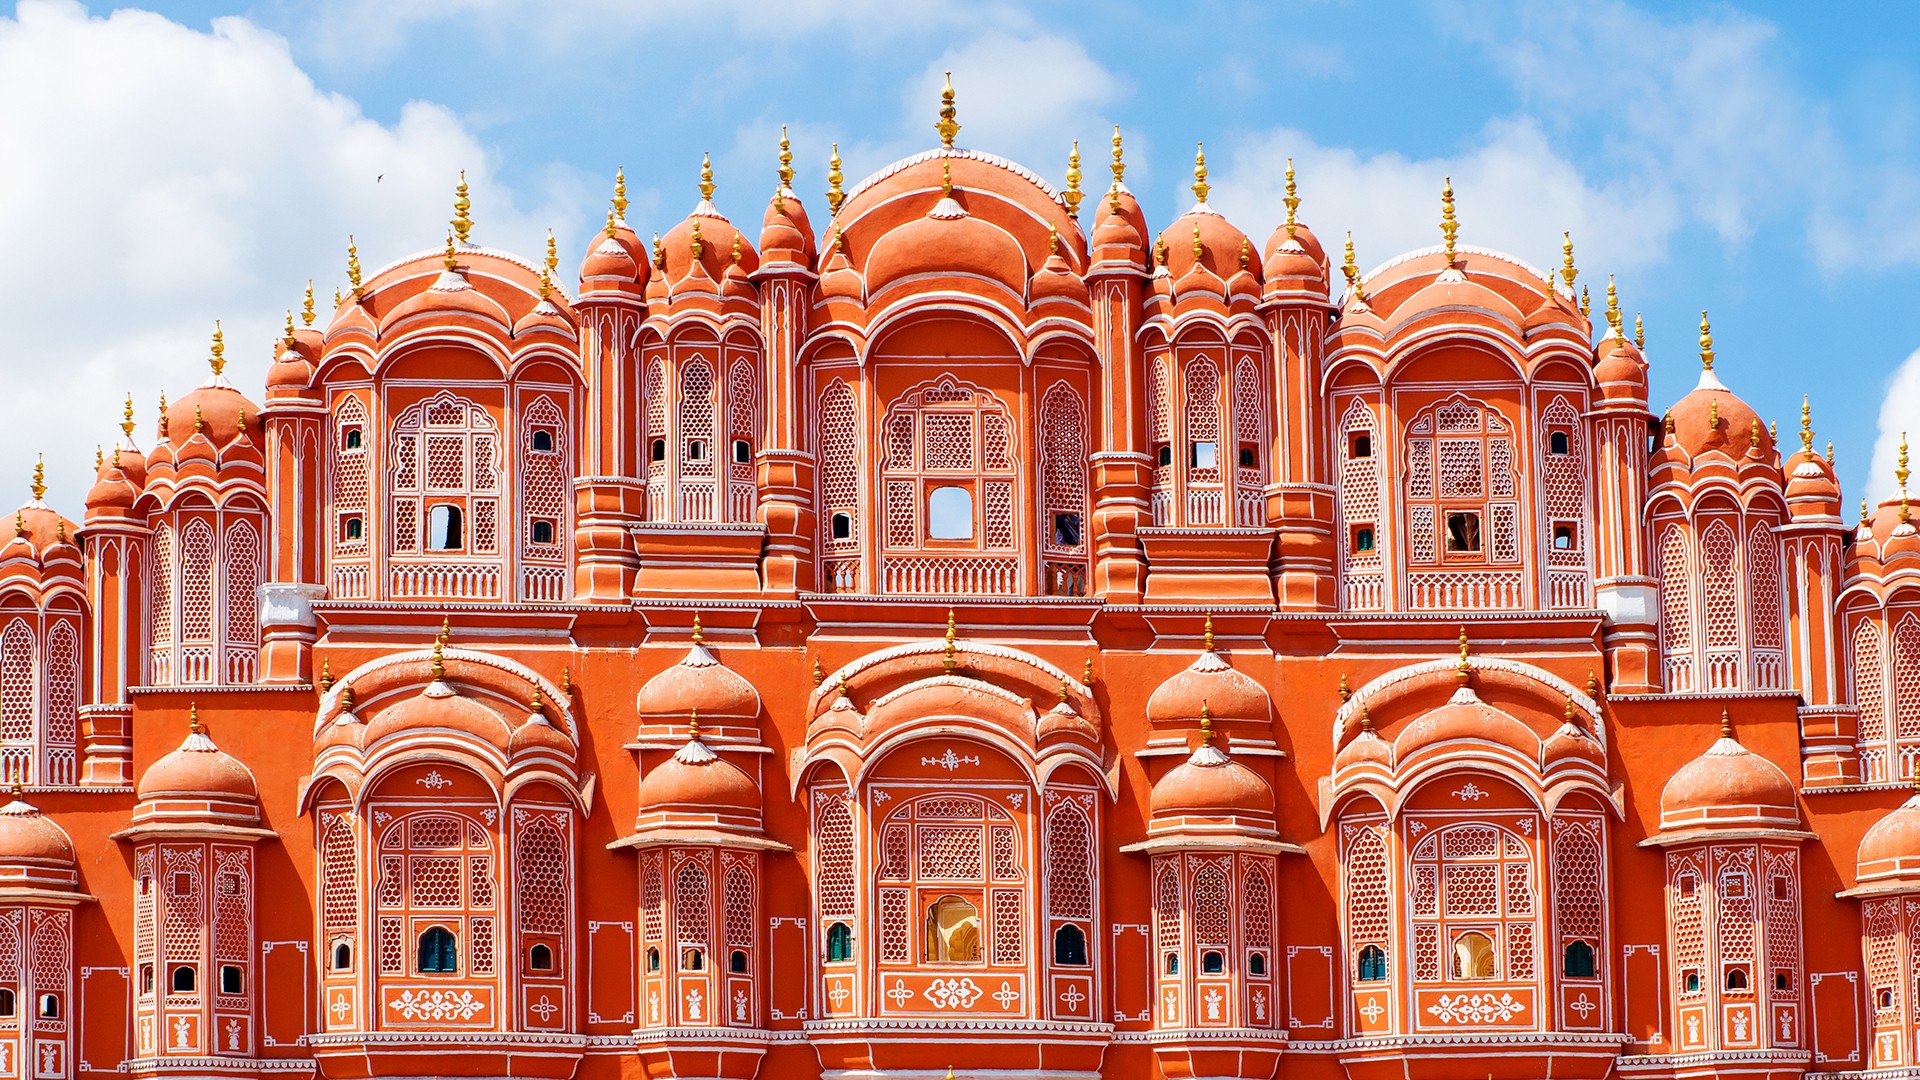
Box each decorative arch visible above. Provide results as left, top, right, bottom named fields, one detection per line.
left=1037, top=380, right=1089, bottom=597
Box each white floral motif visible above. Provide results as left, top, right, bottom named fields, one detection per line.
left=686, top=987, right=703, bottom=1021
left=1006, top=792, right=1023, bottom=808
left=648, top=989, right=660, bottom=1024
left=1058, top=984, right=1086, bottom=1010
left=1731, top=1009, right=1749, bottom=1040
left=830, top=982, right=852, bottom=1008
left=329, top=995, right=351, bottom=1019
left=925, top=977, right=985, bottom=1008
left=391, top=988, right=486, bottom=1021
left=1570, top=992, right=1596, bottom=1019
left=226, top=1018, right=242, bottom=1050
left=886, top=980, right=914, bottom=1007
left=992, top=981, right=1019, bottom=1008
left=529, top=996, right=558, bottom=1021
left=1452, top=782, right=1488, bottom=802
left=922, top=749, right=981, bottom=772
left=416, top=770, right=452, bottom=790
left=1360, top=997, right=1385, bottom=1023
left=1252, top=988, right=1267, bottom=1022
left=172, top=1015, right=192, bottom=1049
left=1424, top=992, right=1526, bottom=1024
left=734, top=989, right=749, bottom=1020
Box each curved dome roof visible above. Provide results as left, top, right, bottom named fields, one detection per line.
left=1148, top=739, right=1275, bottom=823
left=1145, top=635, right=1271, bottom=727
left=1856, top=780, right=1920, bottom=890
left=0, top=792, right=77, bottom=891
left=1666, top=366, right=1774, bottom=461
left=635, top=634, right=761, bottom=722
left=864, top=185, right=1029, bottom=299
left=1658, top=717, right=1799, bottom=835
left=635, top=730, right=763, bottom=837
left=137, top=717, right=258, bottom=802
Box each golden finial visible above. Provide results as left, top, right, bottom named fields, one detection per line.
left=690, top=220, right=704, bottom=260
left=193, top=405, right=205, bottom=434
left=1769, top=419, right=1778, bottom=442
left=943, top=608, right=958, bottom=674
left=561, top=666, right=572, bottom=694
left=30, top=456, right=45, bottom=503
left=1191, top=142, right=1209, bottom=204
left=53, top=521, right=62, bottom=543
left=189, top=702, right=203, bottom=735
left=333, top=286, right=343, bottom=308
left=1900, top=432, right=1911, bottom=524
left=1439, top=176, right=1458, bottom=263
left=812, top=658, right=824, bottom=687
left=941, top=160, right=953, bottom=197
left=95, top=445, right=102, bottom=471
left=430, top=635, right=446, bottom=680
left=1750, top=418, right=1761, bottom=449
left=1565, top=694, right=1576, bottom=724
left=691, top=613, right=704, bottom=645
left=1863, top=496, right=1872, bottom=522
left=832, top=228, right=845, bottom=255
left=338, top=682, right=353, bottom=713
left=613, top=167, right=629, bottom=220
left=1284, top=157, right=1300, bottom=238
left=778, top=127, right=794, bottom=191
left=936, top=71, right=960, bottom=147
left=1154, top=235, right=1169, bottom=268
left=1058, top=677, right=1071, bottom=706
left=1560, top=231, right=1576, bottom=292
left=1084, top=656, right=1094, bottom=687
left=1800, top=396, right=1813, bottom=452
left=1605, top=275, right=1622, bottom=338
left=1342, top=231, right=1364, bottom=302
left=442, top=231, right=459, bottom=272
left=208, top=320, right=226, bottom=377
left=827, top=143, right=845, bottom=214
left=604, top=206, right=618, bottom=241
left=1456, top=625, right=1471, bottom=686
left=688, top=708, right=701, bottom=742
left=1191, top=221, right=1203, bottom=261
left=731, top=233, right=743, bottom=266
left=318, top=658, right=332, bottom=694
left=1587, top=668, right=1600, bottom=699
left=1709, top=398, right=1719, bottom=429
left=1579, top=284, right=1590, bottom=318
left=283, top=309, right=297, bottom=349
left=699, top=151, right=715, bottom=203
left=122, top=394, right=136, bottom=439
left=1110, top=125, right=1126, bottom=187
left=1719, top=707, right=1732, bottom=740
left=546, top=230, right=559, bottom=279
left=837, top=672, right=850, bottom=698
left=158, top=391, right=169, bottom=438
left=1202, top=613, right=1215, bottom=652
left=1698, top=310, right=1715, bottom=370
left=946, top=1067, right=956, bottom=1080
left=1064, top=140, right=1083, bottom=219
left=1360, top=705, right=1373, bottom=733
left=1912, top=764, right=1920, bottom=795
left=237, top=407, right=249, bottom=433
left=1240, top=236, right=1252, bottom=270
left=302, top=279, right=316, bottom=327
left=1828, top=440, right=1835, bottom=465
left=450, top=171, right=474, bottom=243
left=1634, top=312, right=1645, bottom=349
left=529, top=686, right=545, bottom=716
left=1338, top=671, right=1351, bottom=702
left=1198, top=700, right=1213, bottom=745
left=347, top=236, right=363, bottom=299
left=439, top=615, right=451, bottom=644
left=652, top=233, right=665, bottom=270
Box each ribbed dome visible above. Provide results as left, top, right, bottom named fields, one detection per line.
left=160, top=383, right=262, bottom=457
left=364, top=685, right=513, bottom=749
left=1145, top=642, right=1271, bottom=727
left=1666, top=366, right=1773, bottom=461
left=635, top=637, right=761, bottom=721
left=1149, top=739, right=1274, bottom=821
left=1856, top=782, right=1920, bottom=890
left=1658, top=719, right=1799, bottom=834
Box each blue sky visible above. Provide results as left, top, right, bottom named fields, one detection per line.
left=4, top=0, right=1918, bottom=516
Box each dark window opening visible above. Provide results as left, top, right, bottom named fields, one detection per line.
left=427, top=504, right=463, bottom=551
left=343, top=516, right=363, bottom=541
left=1353, top=526, right=1375, bottom=553
left=417, top=927, right=458, bottom=974
left=1553, top=523, right=1575, bottom=550
left=532, top=428, right=556, bottom=453
left=1563, top=940, right=1596, bottom=979
left=1549, top=430, right=1571, bottom=455
left=1238, top=444, right=1258, bottom=468
left=1157, top=444, right=1173, bottom=467
left=170, top=966, right=196, bottom=993
left=1725, top=967, right=1749, bottom=992
left=1201, top=950, right=1225, bottom=975
left=650, top=438, right=667, bottom=462
left=687, top=440, right=707, bottom=461
left=1771, top=877, right=1790, bottom=901
left=1052, top=512, right=1082, bottom=548
left=1357, top=945, right=1387, bottom=982
left=647, top=947, right=662, bottom=972
left=1775, top=970, right=1790, bottom=992
left=681, top=948, right=704, bottom=971
left=1678, top=875, right=1697, bottom=899
left=343, top=427, right=363, bottom=450
left=830, top=513, right=853, bottom=541
left=1684, top=969, right=1701, bottom=993
left=1881, top=988, right=1897, bottom=1009
left=532, top=519, right=556, bottom=545
left=1164, top=952, right=1179, bottom=976
left=729, top=950, right=748, bottom=974
left=138, top=965, right=154, bottom=994
left=0, top=988, right=16, bottom=1016
left=826, top=922, right=853, bottom=962
left=330, top=942, right=351, bottom=971
left=1349, top=433, right=1372, bottom=458
left=36, top=995, right=56, bottom=1020
left=220, top=965, right=243, bottom=995
left=1248, top=952, right=1267, bottom=977
left=1052, top=924, right=1088, bottom=966
left=171, top=872, right=192, bottom=895
left=1445, top=512, right=1482, bottom=553
left=529, top=944, right=553, bottom=972
left=733, top=439, right=752, bottom=463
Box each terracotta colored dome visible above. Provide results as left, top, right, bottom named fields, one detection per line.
left=1161, top=204, right=1252, bottom=286
left=1667, top=366, right=1773, bottom=461
left=1658, top=719, right=1799, bottom=834
left=865, top=192, right=1028, bottom=298
left=1029, top=246, right=1088, bottom=305
left=1149, top=739, right=1275, bottom=820
left=1594, top=337, right=1648, bottom=402
left=382, top=263, right=514, bottom=329
left=759, top=185, right=817, bottom=267
left=637, top=737, right=760, bottom=819
left=660, top=205, right=759, bottom=288
left=1262, top=222, right=1325, bottom=283
left=635, top=638, right=761, bottom=721
left=1333, top=721, right=1393, bottom=772
left=1393, top=686, right=1539, bottom=761
left=163, top=383, right=261, bottom=455
left=1543, top=713, right=1606, bottom=772
left=6, top=505, right=78, bottom=553
left=365, top=685, right=514, bottom=750
left=1091, top=186, right=1147, bottom=262
left=137, top=721, right=259, bottom=802
left=0, top=792, right=77, bottom=887
left=1145, top=645, right=1271, bottom=727
left=1855, top=783, right=1920, bottom=888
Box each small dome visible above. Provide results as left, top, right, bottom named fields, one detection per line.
left=1333, top=721, right=1393, bottom=773
left=579, top=217, right=650, bottom=297
left=1160, top=204, right=1253, bottom=287
left=1543, top=714, right=1607, bottom=773
left=637, top=735, right=761, bottom=825
left=1394, top=686, right=1540, bottom=762
left=635, top=636, right=761, bottom=722
left=1855, top=782, right=1920, bottom=890
left=364, top=685, right=514, bottom=750
left=759, top=186, right=817, bottom=267
left=1029, top=245, right=1088, bottom=306
left=660, top=204, right=759, bottom=289
left=137, top=720, right=259, bottom=802
left=1261, top=223, right=1325, bottom=284
left=1149, top=739, right=1275, bottom=823
left=1594, top=336, right=1649, bottom=402
left=5, top=505, right=78, bottom=554
left=512, top=296, right=576, bottom=340
left=1090, top=186, right=1147, bottom=265
left=0, top=792, right=77, bottom=890
left=381, top=263, right=514, bottom=330
left=1145, top=644, right=1271, bottom=727
left=1658, top=718, right=1799, bottom=835
left=1666, top=366, right=1773, bottom=461
left=163, top=383, right=262, bottom=456
left=864, top=189, right=1028, bottom=298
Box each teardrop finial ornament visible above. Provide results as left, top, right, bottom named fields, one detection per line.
left=1342, top=231, right=1365, bottom=302
left=691, top=613, right=704, bottom=646
left=777, top=126, right=795, bottom=191
left=936, top=71, right=960, bottom=147
left=122, top=393, right=136, bottom=438
left=30, top=455, right=45, bottom=503
left=1698, top=310, right=1715, bottom=370
left=1338, top=671, right=1351, bottom=702
left=1202, top=613, right=1215, bottom=652
left=827, top=143, right=845, bottom=214
left=209, top=320, right=226, bottom=377
left=451, top=170, right=473, bottom=243
left=1063, top=140, right=1083, bottom=219
left=546, top=230, right=560, bottom=278
left=1560, top=231, right=1577, bottom=292
left=1199, top=700, right=1213, bottom=745
left=1800, top=396, right=1813, bottom=452
left=812, top=658, right=824, bottom=688
left=1719, top=707, right=1733, bottom=740
left=699, top=152, right=715, bottom=203
left=302, top=279, right=316, bottom=326
left=347, top=236, right=364, bottom=299
left=1456, top=625, right=1471, bottom=686
left=1605, top=275, right=1622, bottom=338
left=1191, top=142, right=1209, bottom=204
left=1439, top=176, right=1459, bottom=263
left=283, top=309, right=297, bottom=349
left=1634, top=311, right=1645, bottom=349
left=613, top=167, right=629, bottom=220
left=1110, top=125, right=1125, bottom=186
left=942, top=608, right=958, bottom=674
left=1284, top=156, right=1300, bottom=238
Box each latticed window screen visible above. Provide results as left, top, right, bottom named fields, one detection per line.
left=1038, top=383, right=1089, bottom=556
left=878, top=377, right=1018, bottom=553
left=1402, top=394, right=1520, bottom=568
left=519, top=395, right=569, bottom=563
left=816, top=381, right=860, bottom=552
left=514, top=815, right=568, bottom=935
left=1763, top=851, right=1800, bottom=1001
left=874, top=792, right=1025, bottom=968
left=1342, top=822, right=1390, bottom=975
left=1551, top=818, right=1603, bottom=978
left=386, top=391, right=503, bottom=557
left=375, top=811, right=495, bottom=977
left=1659, top=522, right=1695, bottom=689
left=1669, top=853, right=1705, bottom=1000
left=1406, top=819, right=1540, bottom=982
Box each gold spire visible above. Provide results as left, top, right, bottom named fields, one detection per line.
left=1900, top=432, right=1911, bottom=524
left=30, top=456, right=44, bottom=503
left=563, top=667, right=572, bottom=694
left=193, top=405, right=205, bottom=434
left=1191, top=221, right=1203, bottom=260
left=546, top=230, right=559, bottom=279
left=158, top=391, right=168, bottom=438
left=1058, top=676, right=1071, bottom=706
left=1064, top=141, right=1083, bottom=219
left=1750, top=418, right=1761, bottom=449
left=1709, top=398, right=1719, bottom=429
left=122, top=394, right=136, bottom=439
left=1240, top=236, right=1251, bottom=270
left=430, top=635, right=446, bottom=681
left=1605, top=275, right=1622, bottom=339
left=935, top=71, right=960, bottom=147
left=652, top=233, right=665, bottom=270
left=1580, top=284, right=1590, bottom=319
left=333, top=287, right=342, bottom=308
left=1049, top=225, right=1060, bottom=256
left=1083, top=656, right=1094, bottom=687
left=283, top=310, right=297, bottom=349
left=604, top=209, right=617, bottom=243
left=539, top=267, right=552, bottom=300
left=1719, top=707, right=1732, bottom=740
left=302, top=279, right=316, bottom=326
left=347, top=236, right=364, bottom=299
left=189, top=702, right=203, bottom=735
left=690, top=220, right=704, bottom=260
left=1110, top=125, right=1126, bottom=186
left=1342, top=231, right=1364, bottom=302
left=1587, top=668, right=1600, bottom=699
left=812, top=657, right=824, bottom=688
left=1203, top=613, right=1215, bottom=652
left=1198, top=700, right=1213, bottom=746
left=95, top=445, right=102, bottom=470
left=1284, top=157, right=1300, bottom=238
left=1359, top=704, right=1372, bottom=733
left=1338, top=671, right=1351, bottom=702
left=688, top=707, right=700, bottom=742
left=318, top=658, right=333, bottom=695
left=1154, top=235, right=1168, bottom=268
left=1560, top=231, right=1577, bottom=292
left=451, top=170, right=473, bottom=242
left=691, top=613, right=704, bottom=645
left=1456, top=625, right=1471, bottom=686
left=731, top=233, right=743, bottom=266
left=1828, top=440, right=1835, bottom=465
left=1439, top=176, right=1458, bottom=263
left=529, top=685, right=545, bottom=717
left=209, top=320, right=226, bottom=377
left=778, top=127, right=794, bottom=191
left=943, top=608, right=958, bottom=673
left=1191, top=142, right=1209, bottom=203
left=614, top=167, right=629, bottom=220
left=827, top=143, right=845, bottom=214
left=941, top=159, right=953, bottom=197
left=1634, top=311, right=1645, bottom=349
left=443, top=231, right=458, bottom=272
left=699, top=151, right=715, bottom=203
left=1698, top=310, right=1715, bottom=370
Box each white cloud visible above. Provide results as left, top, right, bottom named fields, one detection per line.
left=1868, top=347, right=1920, bottom=506
left=0, top=0, right=588, bottom=516
left=1207, top=118, right=1679, bottom=288
left=903, top=32, right=1127, bottom=174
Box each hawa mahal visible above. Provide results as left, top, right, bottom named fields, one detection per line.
left=0, top=84, right=1916, bottom=1080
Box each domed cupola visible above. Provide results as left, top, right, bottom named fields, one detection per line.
left=1160, top=144, right=1254, bottom=304
left=266, top=290, right=323, bottom=399
left=1131, top=711, right=1283, bottom=850
left=577, top=169, right=650, bottom=298
left=1260, top=160, right=1327, bottom=296
left=0, top=787, right=78, bottom=894
left=861, top=157, right=1029, bottom=301
left=657, top=155, right=759, bottom=309
left=3, top=460, right=81, bottom=581
left=513, top=236, right=580, bottom=343
left=148, top=324, right=266, bottom=487
left=633, top=715, right=764, bottom=837
left=1850, top=773, right=1920, bottom=897
left=1089, top=127, right=1148, bottom=271
left=634, top=617, right=762, bottom=739
left=1782, top=397, right=1843, bottom=522
left=1652, top=711, right=1805, bottom=842
left=120, top=707, right=268, bottom=838
left=1028, top=227, right=1089, bottom=308
left=1144, top=617, right=1273, bottom=734
left=1661, top=313, right=1776, bottom=467
left=756, top=129, right=818, bottom=270
left=1593, top=278, right=1650, bottom=404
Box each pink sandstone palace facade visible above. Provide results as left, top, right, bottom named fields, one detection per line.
left=0, top=85, right=1915, bottom=1080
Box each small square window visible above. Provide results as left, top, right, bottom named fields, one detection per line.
left=220, top=964, right=243, bottom=995
left=342, top=516, right=363, bottom=542
left=830, top=513, right=853, bottom=540
left=1552, top=523, right=1575, bottom=550
left=218, top=873, right=241, bottom=897
left=531, top=519, right=556, bottom=545
left=1052, top=512, right=1082, bottom=548
left=1770, top=876, right=1789, bottom=901
left=1190, top=441, right=1218, bottom=469
left=1549, top=430, right=1571, bottom=455
left=1683, top=968, right=1701, bottom=994
left=1238, top=444, right=1257, bottom=468
left=1774, top=970, right=1790, bottom=992
left=1349, top=433, right=1372, bottom=459
left=1445, top=512, right=1482, bottom=553
left=531, top=428, right=556, bottom=453
left=1156, top=444, right=1173, bottom=467
left=171, top=872, right=193, bottom=896
left=733, top=439, right=752, bottom=463
left=687, top=440, right=706, bottom=461
left=1353, top=525, right=1375, bottom=553
left=342, top=427, right=363, bottom=451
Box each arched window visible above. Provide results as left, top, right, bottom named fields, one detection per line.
left=330, top=941, right=351, bottom=971
left=1452, top=932, right=1495, bottom=979
left=1725, top=966, right=1749, bottom=991
left=417, top=927, right=458, bottom=974
left=1563, top=940, right=1596, bottom=978
left=1403, top=394, right=1519, bottom=571
left=0, top=987, right=16, bottom=1016
left=170, top=965, right=196, bottom=993
left=427, top=504, right=463, bottom=550
left=816, top=380, right=861, bottom=554
left=1053, top=924, right=1087, bottom=966
left=1357, top=944, right=1387, bottom=982
left=681, top=948, right=704, bottom=971
left=927, top=486, right=974, bottom=540
left=729, top=949, right=747, bottom=974
left=36, top=995, right=56, bottom=1020
left=647, top=947, right=661, bottom=972
left=925, top=895, right=981, bottom=963
left=386, top=391, right=504, bottom=583
left=825, top=922, right=853, bottom=963
left=879, top=376, right=1019, bottom=588
left=529, top=944, right=553, bottom=971
left=1201, top=950, right=1225, bottom=975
